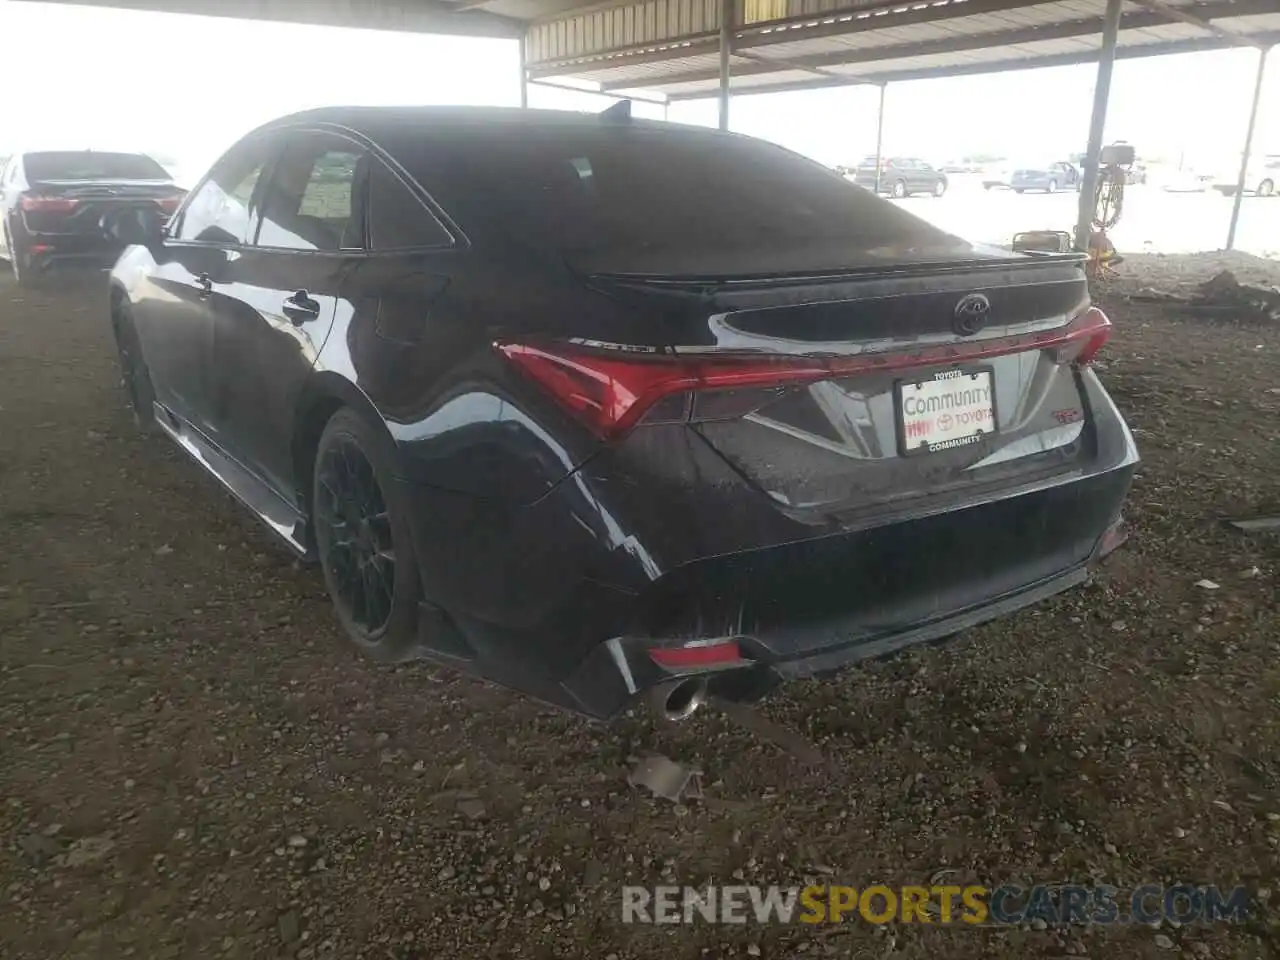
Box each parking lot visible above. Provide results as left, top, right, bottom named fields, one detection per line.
left=1, top=254, right=1278, bottom=959
left=890, top=177, right=1280, bottom=259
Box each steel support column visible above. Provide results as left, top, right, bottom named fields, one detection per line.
left=518, top=36, right=529, bottom=108
left=1074, top=0, right=1123, bottom=252
left=1226, top=46, right=1270, bottom=250
left=873, top=83, right=887, bottom=194
left=718, top=0, right=733, bottom=130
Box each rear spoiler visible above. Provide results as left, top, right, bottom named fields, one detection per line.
left=586, top=253, right=1089, bottom=290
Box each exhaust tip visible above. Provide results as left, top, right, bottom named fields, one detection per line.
left=650, top=677, right=708, bottom=722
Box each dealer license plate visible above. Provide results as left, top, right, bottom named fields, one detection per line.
left=898, top=368, right=996, bottom=454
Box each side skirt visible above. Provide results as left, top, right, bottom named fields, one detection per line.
left=152, top=401, right=311, bottom=558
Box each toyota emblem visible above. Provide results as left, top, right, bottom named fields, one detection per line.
left=953, top=292, right=991, bottom=336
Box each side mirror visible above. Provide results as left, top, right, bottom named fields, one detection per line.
left=102, top=206, right=165, bottom=248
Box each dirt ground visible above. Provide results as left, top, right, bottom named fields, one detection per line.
left=1, top=252, right=1278, bottom=960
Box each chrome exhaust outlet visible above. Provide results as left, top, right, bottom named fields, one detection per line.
left=650, top=677, right=708, bottom=722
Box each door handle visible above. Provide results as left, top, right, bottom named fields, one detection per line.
left=282, top=290, right=321, bottom=325
left=194, top=273, right=212, bottom=297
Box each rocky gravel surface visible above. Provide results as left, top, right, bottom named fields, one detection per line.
left=1, top=255, right=1278, bottom=959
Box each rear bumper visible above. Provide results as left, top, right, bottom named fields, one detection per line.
left=22, top=233, right=122, bottom=272
left=561, top=556, right=1095, bottom=719
left=401, top=370, right=1138, bottom=721
left=405, top=444, right=1135, bottom=721
left=558, top=461, right=1132, bottom=719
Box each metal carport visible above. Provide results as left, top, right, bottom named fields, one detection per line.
left=31, top=0, right=1280, bottom=249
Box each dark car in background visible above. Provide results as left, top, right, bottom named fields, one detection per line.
left=851, top=156, right=948, bottom=198
left=105, top=106, right=1135, bottom=722
left=0, top=150, right=185, bottom=284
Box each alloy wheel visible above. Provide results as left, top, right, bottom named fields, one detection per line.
left=314, top=438, right=397, bottom=634
left=1260, top=179, right=1275, bottom=198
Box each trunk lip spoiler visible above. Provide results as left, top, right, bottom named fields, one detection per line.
left=553, top=305, right=1108, bottom=362
left=586, top=253, right=1088, bottom=289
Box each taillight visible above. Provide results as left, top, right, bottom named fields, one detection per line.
left=20, top=195, right=78, bottom=213
left=497, top=306, right=1113, bottom=440
left=1053, top=306, right=1112, bottom=366
left=156, top=196, right=183, bottom=214
left=496, top=343, right=828, bottom=438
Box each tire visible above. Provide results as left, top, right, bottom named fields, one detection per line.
left=891, top=179, right=907, bottom=199
left=932, top=179, right=946, bottom=198
left=1013, top=188, right=1025, bottom=194
left=1047, top=179, right=1058, bottom=194
left=1259, top=179, right=1275, bottom=198
left=313, top=408, right=423, bottom=663
left=110, top=303, right=156, bottom=430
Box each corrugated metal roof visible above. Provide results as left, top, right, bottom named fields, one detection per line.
left=527, top=0, right=1277, bottom=98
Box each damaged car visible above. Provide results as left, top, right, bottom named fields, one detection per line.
left=104, top=106, right=1137, bottom=721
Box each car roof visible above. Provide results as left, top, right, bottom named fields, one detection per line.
left=255, top=105, right=718, bottom=144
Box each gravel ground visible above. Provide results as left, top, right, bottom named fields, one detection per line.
left=1, top=254, right=1278, bottom=960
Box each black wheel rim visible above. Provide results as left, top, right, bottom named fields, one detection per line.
left=315, top=439, right=396, bottom=634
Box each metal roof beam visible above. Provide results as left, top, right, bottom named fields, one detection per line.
left=528, top=77, right=670, bottom=102
left=732, top=48, right=877, bottom=84
left=1128, top=0, right=1266, bottom=50
left=733, top=0, right=1052, bottom=50
left=528, top=34, right=719, bottom=77
left=664, top=29, right=1280, bottom=97
left=15, top=0, right=523, bottom=38
left=605, top=0, right=1275, bottom=91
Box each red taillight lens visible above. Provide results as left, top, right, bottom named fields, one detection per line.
left=20, top=195, right=78, bottom=213
left=1055, top=306, right=1112, bottom=366
left=496, top=343, right=828, bottom=439
left=649, top=638, right=743, bottom=669
left=497, top=306, right=1112, bottom=439
left=156, top=197, right=183, bottom=214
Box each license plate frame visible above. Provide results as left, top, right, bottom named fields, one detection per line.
left=895, top=365, right=998, bottom=457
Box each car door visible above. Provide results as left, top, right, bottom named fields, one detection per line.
left=914, top=160, right=938, bottom=192
left=133, top=136, right=274, bottom=432
left=206, top=128, right=363, bottom=499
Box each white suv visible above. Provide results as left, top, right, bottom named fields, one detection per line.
left=1213, top=155, right=1280, bottom=197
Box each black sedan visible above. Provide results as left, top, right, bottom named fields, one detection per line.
left=1, top=150, right=185, bottom=284
left=105, top=107, right=1137, bottom=722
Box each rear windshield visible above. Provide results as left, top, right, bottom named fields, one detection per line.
left=393, top=124, right=959, bottom=273
left=24, top=151, right=169, bottom=182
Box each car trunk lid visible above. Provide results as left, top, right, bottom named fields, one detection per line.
left=20, top=179, right=185, bottom=235
left=499, top=255, right=1109, bottom=519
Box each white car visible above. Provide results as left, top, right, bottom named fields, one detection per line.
left=1212, top=155, right=1280, bottom=197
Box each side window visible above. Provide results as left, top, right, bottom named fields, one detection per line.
left=257, top=132, right=366, bottom=252
left=175, top=139, right=271, bottom=244
left=368, top=160, right=451, bottom=250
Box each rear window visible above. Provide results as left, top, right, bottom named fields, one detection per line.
left=23, top=151, right=169, bottom=182
left=393, top=125, right=952, bottom=271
